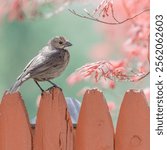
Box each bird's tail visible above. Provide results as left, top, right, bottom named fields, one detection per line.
left=8, top=79, right=23, bottom=93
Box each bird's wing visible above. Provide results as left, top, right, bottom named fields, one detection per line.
left=18, top=49, right=63, bottom=80
left=17, top=56, right=37, bottom=80
left=21, top=46, right=49, bottom=74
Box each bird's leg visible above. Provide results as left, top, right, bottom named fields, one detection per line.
left=47, top=80, right=62, bottom=91
left=47, top=80, right=59, bottom=87
left=34, top=80, right=44, bottom=92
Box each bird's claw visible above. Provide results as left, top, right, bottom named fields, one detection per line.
left=46, top=86, right=62, bottom=92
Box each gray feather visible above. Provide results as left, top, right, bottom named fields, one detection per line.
left=9, top=79, right=22, bottom=92
left=20, top=49, right=62, bottom=79
left=8, top=43, right=70, bottom=93
left=9, top=74, right=30, bottom=93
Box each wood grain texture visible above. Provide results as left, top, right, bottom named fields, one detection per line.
left=0, top=92, right=32, bottom=150
left=33, top=88, right=73, bottom=150
left=115, top=90, right=150, bottom=150
left=75, top=89, right=114, bottom=150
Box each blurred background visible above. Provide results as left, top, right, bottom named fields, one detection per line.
left=0, top=0, right=149, bottom=126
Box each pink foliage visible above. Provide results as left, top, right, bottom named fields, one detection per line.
left=93, top=0, right=113, bottom=18
left=98, top=0, right=150, bottom=63
left=0, top=0, right=83, bottom=21
left=67, top=60, right=114, bottom=85
left=66, top=59, right=147, bottom=86
left=67, top=0, right=150, bottom=89
left=121, top=0, right=150, bottom=62
left=0, top=0, right=36, bottom=21
left=8, top=0, right=27, bottom=21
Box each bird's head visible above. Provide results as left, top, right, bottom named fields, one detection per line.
left=49, top=36, right=72, bottom=50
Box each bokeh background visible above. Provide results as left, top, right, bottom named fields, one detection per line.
left=0, top=1, right=149, bottom=126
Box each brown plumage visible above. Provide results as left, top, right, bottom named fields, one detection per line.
left=9, top=36, right=72, bottom=92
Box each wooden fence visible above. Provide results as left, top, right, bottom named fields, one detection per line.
left=0, top=88, right=150, bottom=150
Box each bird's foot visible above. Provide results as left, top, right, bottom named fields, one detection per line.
left=46, top=85, right=62, bottom=92
left=47, top=80, right=62, bottom=91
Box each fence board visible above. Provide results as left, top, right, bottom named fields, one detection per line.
left=115, top=90, right=150, bottom=150
left=0, top=92, right=32, bottom=150
left=0, top=88, right=150, bottom=150
left=33, top=88, right=73, bottom=150
left=75, top=89, right=114, bottom=150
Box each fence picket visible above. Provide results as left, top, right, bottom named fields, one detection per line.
left=115, top=90, right=150, bottom=150
left=33, top=88, right=73, bottom=150
left=75, top=89, right=114, bottom=150
left=0, top=89, right=150, bottom=150
left=0, top=92, right=32, bottom=150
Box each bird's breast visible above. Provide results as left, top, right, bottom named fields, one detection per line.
left=33, top=49, right=70, bottom=81
left=50, top=51, right=69, bottom=78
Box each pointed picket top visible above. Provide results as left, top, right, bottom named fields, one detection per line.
left=34, top=88, right=73, bottom=150
left=75, top=89, right=114, bottom=150
left=115, top=90, right=150, bottom=150
left=0, top=92, right=32, bottom=150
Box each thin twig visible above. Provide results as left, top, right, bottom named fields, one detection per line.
left=111, top=5, right=120, bottom=23
left=137, top=71, right=150, bottom=81
left=69, top=9, right=150, bottom=25
left=121, top=0, right=136, bottom=24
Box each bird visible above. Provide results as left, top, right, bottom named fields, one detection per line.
left=8, top=36, right=72, bottom=93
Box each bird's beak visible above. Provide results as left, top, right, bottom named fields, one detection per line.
left=65, top=41, right=72, bottom=47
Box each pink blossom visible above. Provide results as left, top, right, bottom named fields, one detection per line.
left=109, top=80, right=115, bottom=89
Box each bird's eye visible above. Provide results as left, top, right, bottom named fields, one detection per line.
left=59, top=41, right=63, bottom=44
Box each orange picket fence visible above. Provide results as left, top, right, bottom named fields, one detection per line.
left=0, top=88, right=150, bottom=150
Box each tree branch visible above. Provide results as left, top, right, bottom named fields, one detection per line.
left=69, top=8, right=150, bottom=25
